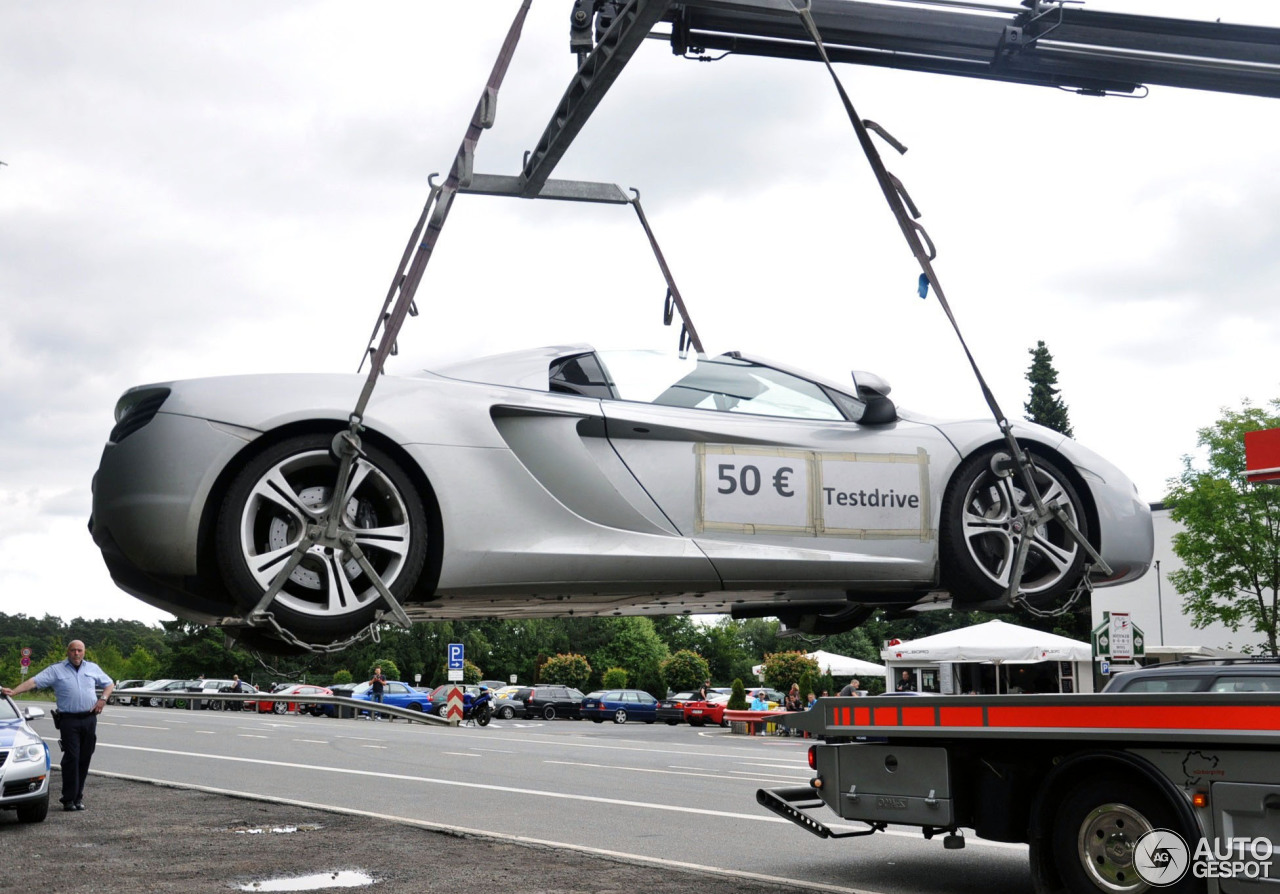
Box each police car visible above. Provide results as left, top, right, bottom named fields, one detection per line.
left=0, top=695, right=51, bottom=823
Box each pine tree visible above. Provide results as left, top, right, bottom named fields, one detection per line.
left=1024, top=340, right=1074, bottom=436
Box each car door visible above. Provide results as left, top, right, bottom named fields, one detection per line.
left=633, top=691, right=657, bottom=721
left=598, top=352, right=947, bottom=588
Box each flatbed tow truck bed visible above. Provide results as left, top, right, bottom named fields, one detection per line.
left=761, top=693, right=1279, bottom=894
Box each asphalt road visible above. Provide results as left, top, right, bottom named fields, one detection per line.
left=16, top=700, right=1035, bottom=893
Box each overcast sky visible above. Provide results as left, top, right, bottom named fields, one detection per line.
left=3, top=1, right=1279, bottom=630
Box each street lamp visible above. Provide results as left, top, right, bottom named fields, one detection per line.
left=1155, top=559, right=1165, bottom=647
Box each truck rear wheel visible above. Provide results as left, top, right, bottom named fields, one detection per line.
left=1051, top=777, right=1201, bottom=894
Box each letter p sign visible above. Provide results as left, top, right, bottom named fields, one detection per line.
left=448, top=643, right=464, bottom=670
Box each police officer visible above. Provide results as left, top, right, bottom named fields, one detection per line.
left=2, top=640, right=114, bottom=812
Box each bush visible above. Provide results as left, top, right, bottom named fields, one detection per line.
left=760, top=651, right=819, bottom=694
left=540, top=653, right=592, bottom=690
left=661, top=649, right=710, bottom=694
left=368, top=659, right=400, bottom=682
left=602, top=667, right=628, bottom=689
left=331, top=669, right=353, bottom=686
left=727, top=678, right=748, bottom=710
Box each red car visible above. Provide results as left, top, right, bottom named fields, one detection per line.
left=656, top=692, right=728, bottom=727
left=256, top=684, right=333, bottom=715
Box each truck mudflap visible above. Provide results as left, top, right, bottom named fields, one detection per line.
left=757, top=785, right=886, bottom=839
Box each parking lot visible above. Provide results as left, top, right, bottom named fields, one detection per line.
left=4, top=700, right=1035, bottom=894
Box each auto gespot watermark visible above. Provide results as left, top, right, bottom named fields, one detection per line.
left=1134, top=829, right=1274, bottom=886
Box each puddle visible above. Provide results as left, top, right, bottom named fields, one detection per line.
left=236, top=870, right=375, bottom=891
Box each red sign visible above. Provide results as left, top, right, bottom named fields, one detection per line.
left=1245, top=428, right=1280, bottom=484
left=20, top=657, right=30, bottom=667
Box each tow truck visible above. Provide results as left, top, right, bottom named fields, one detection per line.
left=501, top=5, right=1280, bottom=893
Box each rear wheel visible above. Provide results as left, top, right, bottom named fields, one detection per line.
left=498, top=706, right=515, bottom=720
left=941, top=448, right=1089, bottom=607
left=273, top=701, right=289, bottom=715
left=216, top=433, right=430, bottom=647
left=613, top=708, right=628, bottom=724
left=542, top=705, right=556, bottom=721
left=1051, top=776, right=1200, bottom=894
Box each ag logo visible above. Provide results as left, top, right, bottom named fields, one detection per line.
left=1134, top=828, right=1190, bottom=886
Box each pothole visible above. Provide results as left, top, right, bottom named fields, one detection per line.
left=223, top=823, right=324, bottom=835
left=235, top=870, right=375, bottom=891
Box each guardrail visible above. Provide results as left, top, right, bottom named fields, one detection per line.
left=109, top=688, right=451, bottom=724
left=723, top=709, right=799, bottom=736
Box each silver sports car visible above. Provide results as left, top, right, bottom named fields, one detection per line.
left=90, top=345, right=1153, bottom=651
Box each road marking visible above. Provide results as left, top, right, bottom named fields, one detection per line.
left=196, top=730, right=216, bottom=735
left=98, top=743, right=796, bottom=823
left=361, top=745, right=386, bottom=750
left=293, top=739, right=329, bottom=745
left=239, top=735, right=268, bottom=739
left=92, top=771, right=883, bottom=894
left=118, top=724, right=169, bottom=730
left=441, top=752, right=482, bottom=757
left=545, top=759, right=800, bottom=784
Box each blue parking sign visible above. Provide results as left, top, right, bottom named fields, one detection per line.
left=448, top=643, right=464, bottom=670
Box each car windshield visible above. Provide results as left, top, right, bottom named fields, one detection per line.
left=0, top=699, right=19, bottom=721
left=596, top=350, right=845, bottom=421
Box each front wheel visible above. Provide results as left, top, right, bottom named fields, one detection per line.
left=16, top=794, right=48, bottom=824
left=273, top=701, right=289, bottom=715
left=215, top=433, right=431, bottom=647
left=1051, top=776, right=1199, bottom=894
left=941, top=448, right=1089, bottom=607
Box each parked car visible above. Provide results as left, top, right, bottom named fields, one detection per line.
left=477, top=680, right=507, bottom=692
left=428, top=684, right=479, bottom=718
left=0, top=695, right=50, bottom=824
left=490, top=687, right=524, bottom=720
left=351, top=680, right=432, bottom=717
left=89, top=345, right=1153, bottom=653
left=134, top=679, right=198, bottom=708
left=512, top=685, right=585, bottom=720
left=256, top=684, right=334, bottom=715
left=581, top=689, right=658, bottom=724
left=315, top=683, right=361, bottom=718
left=187, top=678, right=257, bottom=710
left=657, top=691, right=728, bottom=726
left=108, top=679, right=151, bottom=705
left=1102, top=657, right=1280, bottom=693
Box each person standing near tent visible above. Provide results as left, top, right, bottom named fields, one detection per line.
left=896, top=670, right=916, bottom=692
left=838, top=678, right=864, bottom=697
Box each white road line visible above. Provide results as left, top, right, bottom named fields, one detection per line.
left=546, top=759, right=799, bottom=785
left=195, top=730, right=216, bottom=735
left=361, top=745, right=387, bottom=750
left=98, top=743, right=793, bottom=823
left=91, top=771, right=882, bottom=894
left=118, top=724, right=169, bottom=730
left=441, top=752, right=482, bottom=757
left=293, top=739, right=328, bottom=744
left=238, top=735, right=268, bottom=739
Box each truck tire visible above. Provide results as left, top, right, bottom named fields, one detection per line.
left=1051, top=777, right=1202, bottom=894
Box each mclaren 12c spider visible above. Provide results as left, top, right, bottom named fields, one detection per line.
left=90, top=345, right=1153, bottom=651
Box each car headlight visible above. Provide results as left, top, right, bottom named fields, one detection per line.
left=12, top=741, right=45, bottom=763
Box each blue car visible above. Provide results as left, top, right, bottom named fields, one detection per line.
left=351, top=681, right=432, bottom=717
left=580, top=689, right=658, bottom=724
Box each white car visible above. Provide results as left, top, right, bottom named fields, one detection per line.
left=0, top=696, right=51, bottom=823
left=90, top=345, right=1153, bottom=651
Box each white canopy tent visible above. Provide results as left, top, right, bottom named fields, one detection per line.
left=751, top=650, right=885, bottom=680
left=880, top=620, right=1094, bottom=694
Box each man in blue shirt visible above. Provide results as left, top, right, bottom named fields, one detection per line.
left=2, top=640, right=114, bottom=812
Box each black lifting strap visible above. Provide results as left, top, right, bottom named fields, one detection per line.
left=788, top=1, right=1111, bottom=603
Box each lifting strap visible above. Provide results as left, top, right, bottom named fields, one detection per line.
left=788, top=0, right=1110, bottom=611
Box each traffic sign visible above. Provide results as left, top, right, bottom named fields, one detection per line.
left=20, top=656, right=30, bottom=668
left=21, top=647, right=32, bottom=658
left=447, top=643, right=464, bottom=670
left=1100, top=660, right=1111, bottom=676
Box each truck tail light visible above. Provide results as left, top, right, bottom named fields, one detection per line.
left=808, top=745, right=816, bottom=770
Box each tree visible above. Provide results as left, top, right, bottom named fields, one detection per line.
left=539, top=653, right=592, bottom=690
left=661, top=650, right=711, bottom=694
left=370, top=658, right=401, bottom=682
left=1166, top=399, right=1280, bottom=655
left=727, top=678, right=747, bottom=710
left=331, top=669, right=353, bottom=686
left=760, top=651, right=820, bottom=693
left=1024, top=340, right=1074, bottom=437
left=602, top=667, right=628, bottom=689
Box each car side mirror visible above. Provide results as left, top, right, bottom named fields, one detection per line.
left=850, top=370, right=897, bottom=426
left=24, top=706, right=45, bottom=721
